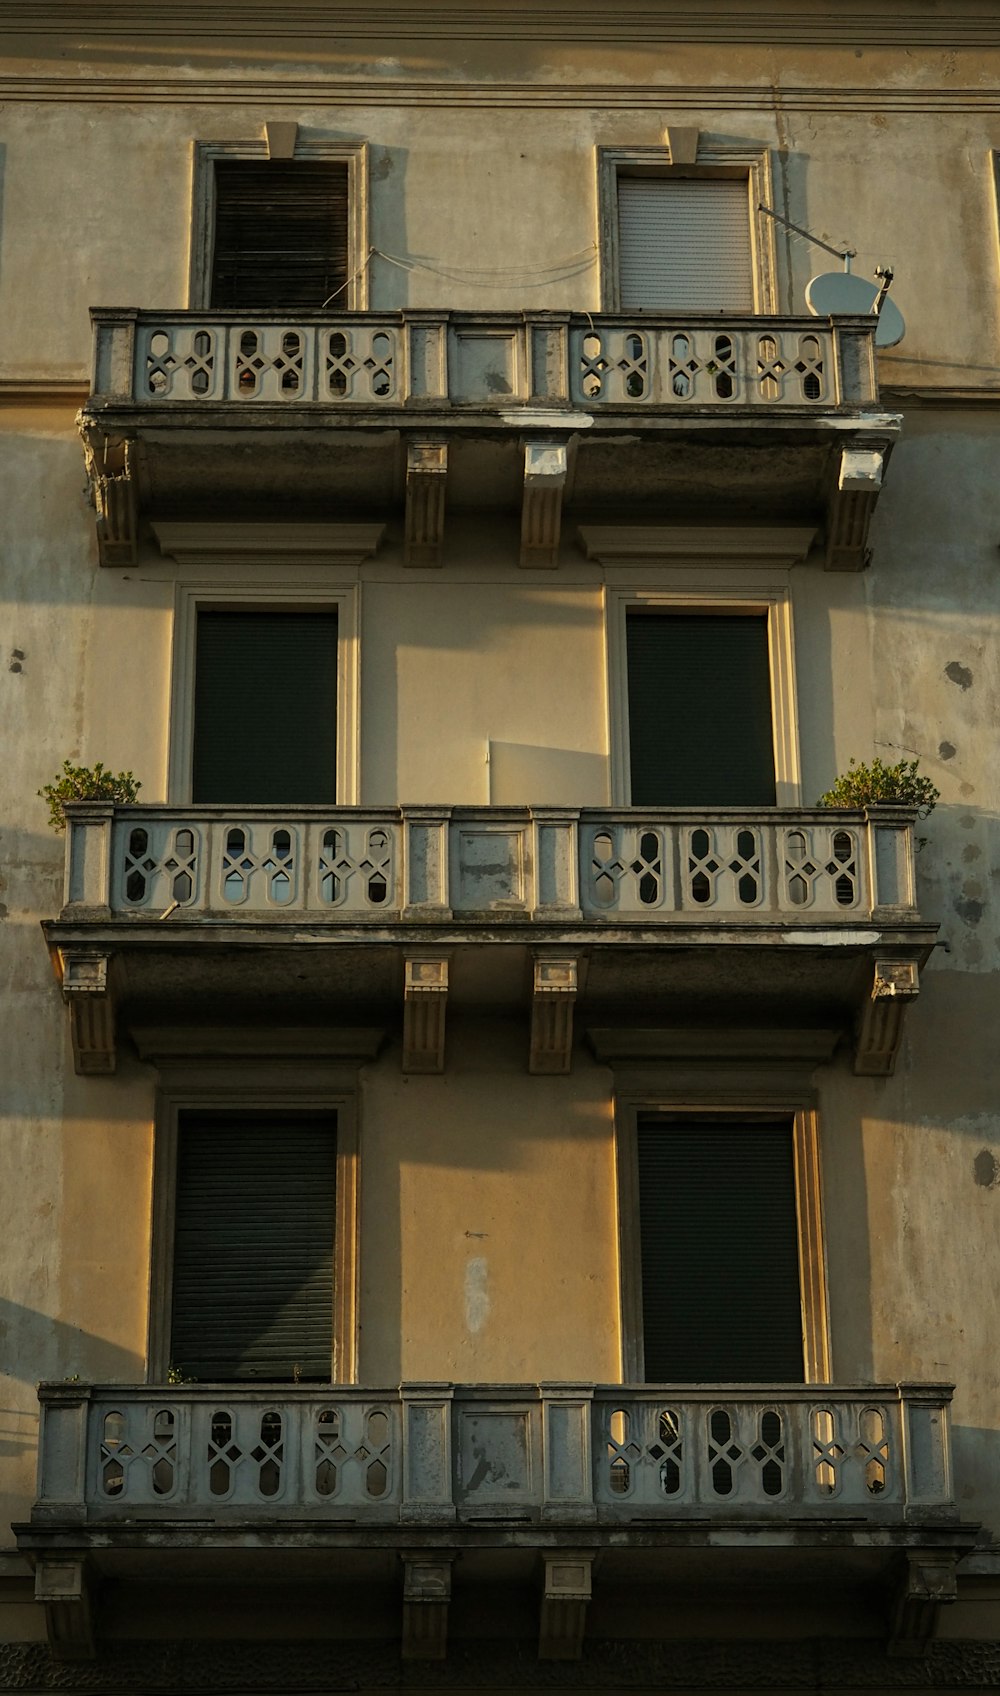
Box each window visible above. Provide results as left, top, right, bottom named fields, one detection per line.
left=192, top=610, right=339, bottom=804
left=625, top=611, right=775, bottom=806
left=167, top=581, right=360, bottom=806
left=604, top=581, right=801, bottom=809
left=615, top=1097, right=830, bottom=1385
left=149, top=1066, right=361, bottom=1385
left=636, top=1117, right=803, bottom=1381
left=170, top=1113, right=337, bottom=1382
left=617, top=179, right=753, bottom=313
left=598, top=145, right=777, bottom=313
left=190, top=141, right=368, bottom=311
left=211, top=161, right=349, bottom=311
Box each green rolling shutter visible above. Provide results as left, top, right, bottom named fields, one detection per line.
left=192, top=610, right=338, bottom=804
left=210, top=160, right=350, bottom=311
left=170, top=1114, right=337, bottom=1383
left=637, top=1118, right=804, bottom=1383
left=626, top=612, right=776, bottom=806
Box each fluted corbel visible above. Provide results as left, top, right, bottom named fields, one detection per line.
left=60, top=950, right=117, bottom=1076
left=854, top=958, right=919, bottom=1076
left=403, top=955, right=449, bottom=1073
left=889, top=1551, right=957, bottom=1656
left=35, top=1557, right=96, bottom=1661
left=405, top=437, right=448, bottom=566
left=538, top=1551, right=593, bottom=1659
left=825, top=446, right=885, bottom=570
left=401, top=1554, right=453, bottom=1659
left=520, top=440, right=567, bottom=568
left=529, top=955, right=578, bottom=1074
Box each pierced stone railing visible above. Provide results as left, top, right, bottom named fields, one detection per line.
left=59, top=804, right=919, bottom=925
left=32, top=1383, right=955, bottom=1527
left=89, top=309, right=880, bottom=412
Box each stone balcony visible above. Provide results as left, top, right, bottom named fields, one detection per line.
left=81, top=308, right=898, bottom=568
left=19, top=1382, right=971, bottom=1660
left=44, top=803, right=937, bottom=1078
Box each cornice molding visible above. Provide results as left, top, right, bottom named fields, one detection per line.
left=152, top=520, right=385, bottom=566
left=579, top=524, right=817, bottom=569
left=3, top=5, right=1000, bottom=49
left=2, top=79, right=1000, bottom=113
left=0, top=377, right=88, bottom=406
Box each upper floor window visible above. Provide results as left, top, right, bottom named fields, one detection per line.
left=598, top=143, right=777, bottom=314
left=190, top=140, right=369, bottom=311
left=617, top=179, right=754, bottom=313
left=192, top=609, right=339, bottom=804
left=210, top=161, right=349, bottom=311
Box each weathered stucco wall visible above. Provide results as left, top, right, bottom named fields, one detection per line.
left=1, top=0, right=999, bottom=1652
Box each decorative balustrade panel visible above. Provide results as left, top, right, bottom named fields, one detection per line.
left=571, top=324, right=834, bottom=407
left=41, top=1384, right=951, bottom=1524
left=91, top=1397, right=401, bottom=1511
left=581, top=818, right=869, bottom=917
left=109, top=814, right=400, bottom=916
left=85, top=808, right=907, bottom=922
left=595, top=1395, right=901, bottom=1514
left=135, top=321, right=402, bottom=405
left=102, top=312, right=866, bottom=411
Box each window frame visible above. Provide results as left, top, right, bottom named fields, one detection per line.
left=168, top=580, right=361, bottom=806
left=189, top=138, right=370, bottom=311
left=614, top=1094, right=831, bottom=1386
left=148, top=1065, right=361, bottom=1386
left=604, top=580, right=802, bottom=808
left=597, top=143, right=778, bottom=314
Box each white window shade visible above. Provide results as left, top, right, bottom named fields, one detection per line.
left=618, top=178, right=754, bottom=312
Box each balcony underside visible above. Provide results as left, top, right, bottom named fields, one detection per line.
left=20, top=1383, right=973, bottom=1660
left=83, top=310, right=898, bottom=568
left=46, top=804, right=936, bottom=1078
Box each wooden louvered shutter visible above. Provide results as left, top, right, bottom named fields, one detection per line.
left=626, top=612, right=776, bottom=806
left=637, top=1119, right=804, bottom=1383
left=211, top=160, right=350, bottom=311
left=192, top=610, right=338, bottom=804
left=617, top=178, right=754, bottom=312
left=170, top=1114, right=337, bottom=1383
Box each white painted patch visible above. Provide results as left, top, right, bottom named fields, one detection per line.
left=780, top=930, right=880, bottom=945
left=464, top=1256, right=490, bottom=1335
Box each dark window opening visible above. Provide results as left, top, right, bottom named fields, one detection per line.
left=637, top=1117, right=804, bottom=1383
left=211, top=160, right=349, bottom=311
left=170, top=1113, right=336, bottom=1383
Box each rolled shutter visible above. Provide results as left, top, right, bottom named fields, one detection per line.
left=192, top=610, right=338, bottom=804
left=637, top=1118, right=804, bottom=1383
left=170, top=1114, right=337, bottom=1383
left=618, top=178, right=754, bottom=312
left=626, top=611, right=776, bottom=807
left=211, top=160, right=350, bottom=311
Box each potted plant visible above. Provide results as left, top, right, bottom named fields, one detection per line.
left=818, top=756, right=939, bottom=818
left=38, top=760, right=141, bottom=832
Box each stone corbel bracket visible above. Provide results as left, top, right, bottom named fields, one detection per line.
left=58, top=950, right=117, bottom=1076
left=538, top=1551, right=593, bottom=1659
left=84, top=436, right=138, bottom=568
left=854, top=958, right=920, bottom=1076
left=400, top=1553, right=454, bottom=1659
left=403, top=955, right=450, bottom=1073
left=405, top=436, right=448, bottom=566
left=889, top=1550, right=958, bottom=1656
left=529, top=955, right=578, bottom=1074
left=825, top=444, right=887, bottom=570
left=521, top=439, right=568, bottom=568
left=35, top=1556, right=96, bottom=1661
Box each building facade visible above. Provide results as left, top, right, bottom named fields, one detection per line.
left=1, top=2, right=999, bottom=1691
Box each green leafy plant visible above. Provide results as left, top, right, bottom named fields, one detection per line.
left=818, top=757, right=939, bottom=819
left=167, top=1363, right=197, bottom=1386
left=38, top=760, right=141, bottom=832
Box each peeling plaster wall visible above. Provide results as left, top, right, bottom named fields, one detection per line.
left=1, top=0, right=999, bottom=1640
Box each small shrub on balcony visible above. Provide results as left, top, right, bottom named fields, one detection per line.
left=818, top=757, right=939, bottom=819
left=38, top=760, right=141, bottom=832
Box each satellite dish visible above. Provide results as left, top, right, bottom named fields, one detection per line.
left=805, top=271, right=906, bottom=347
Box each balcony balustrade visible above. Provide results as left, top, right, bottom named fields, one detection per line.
left=81, top=308, right=898, bottom=568
left=31, top=1381, right=956, bottom=1528
left=61, top=802, right=915, bottom=926
left=44, top=802, right=936, bottom=1080
left=92, top=310, right=877, bottom=413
